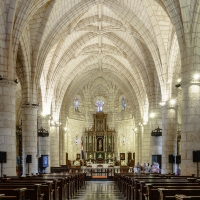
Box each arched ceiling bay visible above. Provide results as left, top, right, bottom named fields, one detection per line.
left=16, top=0, right=180, bottom=121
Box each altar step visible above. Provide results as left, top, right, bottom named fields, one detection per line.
left=87, top=176, right=113, bottom=181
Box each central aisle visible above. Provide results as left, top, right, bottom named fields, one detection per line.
left=72, top=181, right=124, bottom=200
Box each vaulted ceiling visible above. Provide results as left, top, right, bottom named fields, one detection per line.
left=14, top=0, right=181, bottom=122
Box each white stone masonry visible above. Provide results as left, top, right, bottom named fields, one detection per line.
left=162, top=104, right=177, bottom=174
left=22, top=105, right=38, bottom=175
left=0, top=81, right=16, bottom=176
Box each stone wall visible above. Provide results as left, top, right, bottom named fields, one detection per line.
left=66, top=118, right=86, bottom=161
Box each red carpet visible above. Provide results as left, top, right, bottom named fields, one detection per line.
left=92, top=176, right=107, bottom=178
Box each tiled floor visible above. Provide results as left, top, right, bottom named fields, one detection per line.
left=72, top=181, right=124, bottom=200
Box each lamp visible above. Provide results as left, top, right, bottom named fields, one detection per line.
left=175, top=83, right=181, bottom=88
left=151, top=126, right=162, bottom=136
left=32, top=103, right=39, bottom=106
left=14, top=79, right=18, bottom=84
left=133, top=127, right=137, bottom=132
left=193, top=73, right=200, bottom=80
left=159, top=101, right=166, bottom=106
left=75, top=136, right=78, bottom=145
left=38, top=126, right=49, bottom=137
left=64, top=127, right=69, bottom=131
left=175, top=78, right=181, bottom=87
left=149, top=112, right=156, bottom=118
left=169, top=99, right=176, bottom=107
left=122, top=135, right=125, bottom=145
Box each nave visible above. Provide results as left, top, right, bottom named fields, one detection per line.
left=72, top=181, right=123, bottom=200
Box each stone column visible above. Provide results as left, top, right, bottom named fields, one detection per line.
left=149, top=116, right=162, bottom=165
left=161, top=103, right=177, bottom=174
left=50, top=125, right=59, bottom=167
left=22, top=105, right=38, bottom=175
left=134, top=129, right=139, bottom=163
left=181, top=82, right=200, bottom=175
left=0, top=80, right=16, bottom=176
left=39, top=115, right=51, bottom=173
left=140, top=124, right=151, bottom=164
left=62, top=128, right=68, bottom=165
left=138, top=126, right=143, bottom=163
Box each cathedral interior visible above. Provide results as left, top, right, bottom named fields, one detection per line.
left=0, top=0, right=200, bottom=177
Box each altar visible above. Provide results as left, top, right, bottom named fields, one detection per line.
left=89, top=164, right=110, bottom=168
left=85, top=112, right=115, bottom=162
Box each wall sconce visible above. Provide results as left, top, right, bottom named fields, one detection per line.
left=133, top=127, right=137, bottom=132
left=149, top=112, right=156, bottom=118
left=143, top=121, right=147, bottom=125
left=64, top=127, right=69, bottom=131
left=169, top=99, right=176, bottom=107
left=75, top=136, right=78, bottom=145
left=175, top=78, right=181, bottom=87
left=193, top=73, right=200, bottom=81
left=14, top=79, right=18, bottom=84
left=38, top=126, right=49, bottom=137
left=122, top=135, right=125, bottom=145
left=159, top=101, right=166, bottom=106
left=151, top=126, right=162, bottom=136
left=51, top=120, right=55, bottom=126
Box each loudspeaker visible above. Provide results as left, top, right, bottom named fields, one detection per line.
left=26, top=155, right=32, bottom=163
left=39, top=155, right=48, bottom=168
left=0, top=152, right=6, bottom=163
left=193, top=151, right=200, bottom=162
left=169, top=154, right=175, bottom=163
left=176, top=155, right=181, bottom=164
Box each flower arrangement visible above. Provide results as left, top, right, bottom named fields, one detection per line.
left=74, top=160, right=80, bottom=166
left=121, top=160, right=127, bottom=166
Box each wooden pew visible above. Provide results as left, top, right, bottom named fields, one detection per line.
left=144, top=185, right=200, bottom=200
left=0, top=184, right=43, bottom=200
left=175, top=194, right=200, bottom=199
left=158, top=188, right=200, bottom=200
left=5, top=172, right=85, bottom=200
left=34, top=174, right=69, bottom=200
left=114, top=173, right=196, bottom=200
left=0, top=188, right=26, bottom=200
left=134, top=178, right=190, bottom=200
left=43, top=172, right=86, bottom=199
left=1, top=180, right=53, bottom=200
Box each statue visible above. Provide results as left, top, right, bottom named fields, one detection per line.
left=98, top=139, right=103, bottom=151
left=98, top=153, right=102, bottom=158
left=74, top=97, right=79, bottom=111
left=122, top=97, right=126, bottom=110
left=95, top=99, right=104, bottom=112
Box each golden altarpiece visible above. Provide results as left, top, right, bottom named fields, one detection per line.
left=85, top=112, right=115, bottom=163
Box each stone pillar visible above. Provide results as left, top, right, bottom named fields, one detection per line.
left=134, top=129, right=139, bottom=163
left=39, top=115, right=51, bottom=173
left=141, top=124, right=151, bottom=164
left=161, top=104, right=177, bottom=174
left=62, top=128, right=68, bottom=165
left=50, top=125, right=59, bottom=167
left=0, top=80, right=16, bottom=175
left=149, top=116, right=162, bottom=165
left=138, top=126, right=142, bottom=163
left=22, top=105, right=38, bottom=175
left=181, top=82, right=200, bottom=175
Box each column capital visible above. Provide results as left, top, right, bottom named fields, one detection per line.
left=181, top=80, right=200, bottom=88
left=21, top=104, right=39, bottom=109
left=0, top=79, right=17, bottom=86
left=162, top=104, right=177, bottom=110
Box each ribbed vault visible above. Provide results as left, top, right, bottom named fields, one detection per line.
left=12, top=0, right=181, bottom=124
